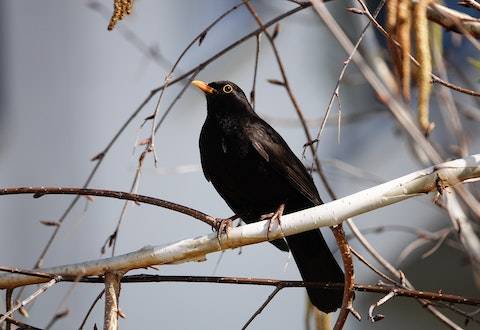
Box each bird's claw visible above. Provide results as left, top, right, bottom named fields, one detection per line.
left=213, top=218, right=233, bottom=238
left=262, top=203, right=285, bottom=240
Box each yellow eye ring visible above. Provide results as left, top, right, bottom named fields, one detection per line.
left=223, top=84, right=233, bottom=93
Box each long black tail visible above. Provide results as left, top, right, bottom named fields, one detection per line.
left=286, top=229, right=344, bottom=313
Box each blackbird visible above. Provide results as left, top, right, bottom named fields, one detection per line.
left=192, top=80, right=344, bottom=313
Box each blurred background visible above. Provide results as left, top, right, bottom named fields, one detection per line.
left=0, top=0, right=479, bottom=329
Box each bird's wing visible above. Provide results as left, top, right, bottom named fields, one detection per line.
left=246, top=118, right=322, bottom=205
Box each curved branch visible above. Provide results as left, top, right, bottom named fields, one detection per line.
left=0, top=187, right=216, bottom=227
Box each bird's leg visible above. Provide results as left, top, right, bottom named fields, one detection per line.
left=261, top=203, right=285, bottom=239
left=213, top=214, right=239, bottom=238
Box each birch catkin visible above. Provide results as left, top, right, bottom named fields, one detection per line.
left=415, top=0, right=435, bottom=135
left=397, top=0, right=412, bottom=101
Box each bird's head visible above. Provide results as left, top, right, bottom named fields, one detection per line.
left=191, top=80, right=252, bottom=116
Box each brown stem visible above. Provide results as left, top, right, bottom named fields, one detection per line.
left=241, top=286, right=284, bottom=329
left=79, top=290, right=105, bottom=330
left=0, top=186, right=216, bottom=227
left=73, top=274, right=480, bottom=306
left=5, top=289, right=12, bottom=330
left=331, top=225, right=355, bottom=330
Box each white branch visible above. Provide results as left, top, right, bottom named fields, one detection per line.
left=0, top=155, right=479, bottom=288
left=104, top=271, right=123, bottom=330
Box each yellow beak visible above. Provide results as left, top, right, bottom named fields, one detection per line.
left=191, top=80, right=216, bottom=94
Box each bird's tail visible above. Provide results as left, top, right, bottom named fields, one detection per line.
left=286, top=229, right=344, bottom=313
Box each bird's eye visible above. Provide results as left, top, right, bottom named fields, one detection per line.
left=223, top=84, right=233, bottom=93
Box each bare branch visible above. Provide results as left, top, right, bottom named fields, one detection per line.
left=369, top=291, right=396, bottom=322
left=241, top=286, right=283, bottom=329
left=0, top=187, right=217, bottom=227
left=0, top=156, right=478, bottom=288
left=79, top=290, right=105, bottom=330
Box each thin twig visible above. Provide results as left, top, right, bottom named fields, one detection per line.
left=397, top=228, right=452, bottom=264
left=244, top=1, right=335, bottom=198
left=0, top=266, right=56, bottom=279
left=351, top=248, right=401, bottom=286
left=241, top=286, right=283, bottom=330
left=32, top=89, right=157, bottom=272
left=0, top=187, right=217, bottom=227
left=0, top=277, right=60, bottom=325
left=250, top=34, right=261, bottom=111
left=0, top=314, right=43, bottom=330
left=368, top=291, right=396, bottom=322
left=29, top=274, right=480, bottom=306
left=313, top=0, right=386, bottom=152
left=79, top=290, right=105, bottom=330
left=5, top=289, right=12, bottom=330
left=108, top=71, right=202, bottom=255
left=44, top=309, right=69, bottom=330
left=147, top=0, right=247, bottom=162
left=109, top=150, right=146, bottom=256
left=87, top=1, right=174, bottom=70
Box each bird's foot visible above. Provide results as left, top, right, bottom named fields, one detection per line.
left=212, top=215, right=238, bottom=238
left=261, top=203, right=285, bottom=240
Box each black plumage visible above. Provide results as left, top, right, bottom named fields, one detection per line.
left=193, top=80, right=344, bottom=313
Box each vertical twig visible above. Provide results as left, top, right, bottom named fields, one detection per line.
left=314, top=0, right=386, bottom=144
left=250, top=34, right=261, bottom=111
left=104, top=272, right=123, bottom=330
left=331, top=224, right=355, bottom=330
left=244, top=0, right=335, bottom=198
left=5, top=289, right=12, bottom=330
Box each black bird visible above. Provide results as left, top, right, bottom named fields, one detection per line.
left=193, top=80, right=344, bottom=313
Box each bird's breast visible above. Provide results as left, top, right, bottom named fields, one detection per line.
left=199, top=119, right=290, bottom=218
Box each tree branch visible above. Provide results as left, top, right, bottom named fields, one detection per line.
left=0, top=156, right=478, bottom=288
left=0, top=187, right=216, bottom=227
